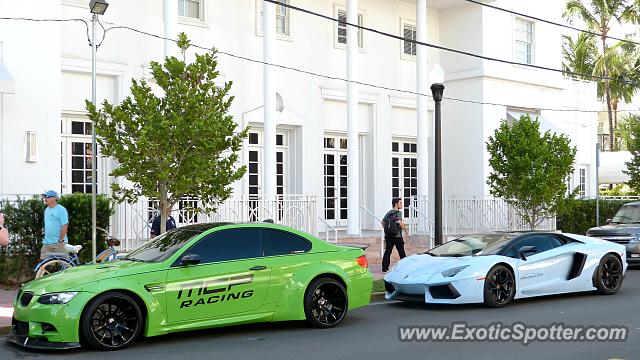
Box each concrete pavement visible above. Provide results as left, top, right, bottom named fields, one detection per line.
left=0, top=289, right=16, bottom=332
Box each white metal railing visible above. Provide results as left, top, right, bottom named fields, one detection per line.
left=600, top=196, right=640, bottom=200
left=360, top=206, right=384, bottom=258
left=112, top=195, right=318, bottom=250
left=317, top=217, right=337, bottom=243
left=409, top=195, right=556, bottom=238
left=409, top=203, right=434, bottom=249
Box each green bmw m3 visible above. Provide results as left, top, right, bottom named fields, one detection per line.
left=9, top=222, right=372, bottom=351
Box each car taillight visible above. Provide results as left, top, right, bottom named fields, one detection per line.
left=356, top=255, right=368, bottom=268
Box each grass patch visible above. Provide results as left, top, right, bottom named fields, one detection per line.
left=372, top=279, right=385, bottom=293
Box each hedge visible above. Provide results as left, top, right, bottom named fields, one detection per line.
left=556, top=198, right=637, bottom=235
left=0, top=194, right=112, bottom=286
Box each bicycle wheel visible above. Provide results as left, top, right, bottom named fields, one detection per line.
left=35, top=259, right=71, bottom=278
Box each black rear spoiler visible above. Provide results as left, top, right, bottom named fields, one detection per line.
left=337, top=243, right=369, bottom=250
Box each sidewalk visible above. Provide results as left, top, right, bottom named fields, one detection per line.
left=0, top=288, right=16, bottom=334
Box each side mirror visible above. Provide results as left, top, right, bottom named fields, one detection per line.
left=179, top=253, right=201, bottom=266
left=518, top=245, right=538, bottom=260
left=605, top=219, right=612, bottom=225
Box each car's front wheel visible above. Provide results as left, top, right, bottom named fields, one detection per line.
left=483, top=264, right=516, bottom=308
left=595, top=253, right=623, bottom=295
left=304, top=277, right=348, bottom=328
left=80, top=291, right=143, bottom=351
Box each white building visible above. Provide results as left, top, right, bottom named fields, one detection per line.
left=0, top=0, right=598, bottom=241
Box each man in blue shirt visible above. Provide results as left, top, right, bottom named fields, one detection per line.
left=41, top=190, right=70, bottom=259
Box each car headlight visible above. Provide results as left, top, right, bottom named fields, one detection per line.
left=37, top=292, right=78, bottom=305
left=441, top=265, right=469, bottom=278
left=631, top=235, right=640, bottom=244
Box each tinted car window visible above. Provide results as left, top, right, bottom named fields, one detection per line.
left=515, top=235, right=564, bottom=256
left=262, top=229, right=312, bottom=256
left=124, top=229, right=200, bottom=263
left=182, top=228, right=261, bottom=264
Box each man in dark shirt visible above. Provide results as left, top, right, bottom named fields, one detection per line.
left=150, top=213, right=177, bottom=238
left=381, top=197, right=409, bottom=273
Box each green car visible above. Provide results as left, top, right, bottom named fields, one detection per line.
left=9, top=223, right=372, bottom=351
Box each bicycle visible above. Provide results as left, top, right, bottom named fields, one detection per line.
left=34, top=227, right=121, bottom=278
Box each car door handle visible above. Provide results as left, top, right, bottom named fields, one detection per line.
left=249, top=265, right=267, bottom=271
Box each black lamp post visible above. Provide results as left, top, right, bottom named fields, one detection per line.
left=430, top=66, right=444, bottom=246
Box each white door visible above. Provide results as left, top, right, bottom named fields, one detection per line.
left=247, top=130, right=288, bottom=221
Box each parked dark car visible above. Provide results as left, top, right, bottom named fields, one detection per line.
left=586, top=201, right=640, bottom=264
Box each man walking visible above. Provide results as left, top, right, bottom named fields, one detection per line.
left=381, top=197, right=408, bottom=273
left=41, top=190, right=69, bottom=259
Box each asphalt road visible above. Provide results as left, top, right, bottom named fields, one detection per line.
left=2, top=267, right=640, bottom=360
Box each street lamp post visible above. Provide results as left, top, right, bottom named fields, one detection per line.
left=430, top=65, right=444, bottom=246
left=89, top=0, right=108, bottom=264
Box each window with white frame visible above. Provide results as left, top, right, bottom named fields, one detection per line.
left=514, top=18, right=534, bottom=64
left=179, top=0, right=203, bottom=20
left=60, top=115, right=100, bottom=194
left=392, top=140, right=417, bottom=219
left=257, top=0, right=291, bottom=37
left=335, top=7, right=364, bottom=48
left=578, top=166, right=588, bottom=198
left=402, top=21, right=417, bottom=57
left=324, top=135, right=349, bottom=225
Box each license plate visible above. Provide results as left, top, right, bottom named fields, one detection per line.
left=631, top=254, right=640, bottom=258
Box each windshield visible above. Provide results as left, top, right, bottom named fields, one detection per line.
left=123, top=229, right=201, bottom=263
left=611, top=205, right=640, bottom=224
left=428, top=234, right=511, bottom=257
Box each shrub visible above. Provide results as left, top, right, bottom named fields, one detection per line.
left=556, top=198, right=635, bottom=235
left=0, top=194, right=112, bottom=286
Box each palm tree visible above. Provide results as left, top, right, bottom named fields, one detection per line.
left=564, top=0, right=640, bottom=151
left=562, top=33, right=598, bottom=80
left=597, top=42, right=640, bottom=149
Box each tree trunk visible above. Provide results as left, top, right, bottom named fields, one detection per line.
left=159, top=185, right=168, bottom=235
left=613, top=97, right=619, bottom=150
left=601, top=36, right=615, bottom=152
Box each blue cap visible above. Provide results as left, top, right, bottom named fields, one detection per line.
left=42, top=190, right=59, bottom=198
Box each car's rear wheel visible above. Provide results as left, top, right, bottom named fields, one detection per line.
left=483, top=264, right=516, bottom=308
left=595, top=254, right=623, bottom=295
left=80, top=291, right=143, bottom=351
left=304, top=278, right=348, bottom=328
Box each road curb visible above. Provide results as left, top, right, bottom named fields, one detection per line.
left=371, top=292, right=386, bottom=301
left=0, top=325, right=9, bottom=336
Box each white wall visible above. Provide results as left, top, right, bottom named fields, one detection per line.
left=0, top=0, right=599, bottom=223
left=0, top=0, right=61, bottom=196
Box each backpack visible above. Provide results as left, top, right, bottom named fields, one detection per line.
left=382, top=210, right=401, bottom=236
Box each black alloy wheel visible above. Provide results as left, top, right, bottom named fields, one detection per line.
left=595, top=254, right=623, bottom=295
left=304, top=278, right=348, bottom=328
left=81, top=292, right=143, bottom=351
left=483, top=264, right=516, bottom=308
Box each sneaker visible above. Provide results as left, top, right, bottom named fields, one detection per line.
left=381, top=269, right=388, bottom=274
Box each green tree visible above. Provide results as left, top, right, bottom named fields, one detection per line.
left=86, top=33, right=247, bottom=234
left=486, top=115, right=577, bottom=229
left=619, top=114, right=640, bottom=190
left=564, top=0, right=640, bottom=151
left=562, top=33, right=598, bottom=80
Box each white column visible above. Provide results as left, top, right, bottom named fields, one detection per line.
left=416, top=0, right=429, bottom=200
left=347, top=0, right=360, bottom=235
left=263, top=0, right=277, bottom=200
left=163, top=0, right=178, bottom=58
